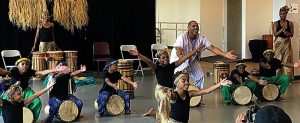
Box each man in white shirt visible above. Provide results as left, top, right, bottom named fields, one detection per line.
left=170, top=20, right=237, bottom=105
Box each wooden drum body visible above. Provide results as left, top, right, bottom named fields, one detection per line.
left=94, top=95, right=125, bottom=116
left=232, top=86, right=252, bottom=105
left=213, top=62, right=229, bottom=84
left=45, top=100, right=79, bottom=122
left=188, top=86, right=202, bottom=107
left=31, top=51, right=46, bottom=71
left=23, top=107, right=34, bottom=123
left=64, top=51, right=78, bottom=72
left=262, top=84, right=279, bottom=101
left=46, top=51, right=64, bottom=70
left=117, top=59, right=134, bottom=98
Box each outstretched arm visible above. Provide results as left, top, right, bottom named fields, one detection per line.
left=24, top=81, right=55, bottom=104
left=174, top=45, right=204, bottom=67
left=190, top=79, right=232, bottom=97
left=35, top=69, right=56, bottom=76
left=0, top=68, right=11, bottom=75
left=282, top=60, right=300, bottom=68
left=129, top=50, right=157, bottom=70
left=248, top=75, right=267, bottom=85
left=207, top=45, right=237, bottom=60
left=121, top=76, right=138, bottom=89
left=70, top=65, right=86, bottom=76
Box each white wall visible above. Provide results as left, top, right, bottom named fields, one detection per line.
left=242, top=0, right=273, bottom=59
left=200, top=0, right=225, bottom=57
left=156, top=0, right=225, bottom=57
left=156, top=0, right=200, bottom=45
left=286, top=0, right=300, bottom=76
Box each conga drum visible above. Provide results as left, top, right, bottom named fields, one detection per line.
left=188, top=86, right=202, bottom=107
left=31, top=51, right=46, bottom=71
left=64, top=51, right=78, bottom=72
left=262, top=84, right=279, bottom=101
left=117, top=59, right=134, bottom=98
left=23, top=107, right=34, bottom=123
left=46, top=51, right=64, bottom=69
left=232, top=86, right=252, bottom=105
left=213, top=62, right=229, bottom=84
left=45, top=100, right=79, bottom=122
left=94, top=95, right=125, bottom=116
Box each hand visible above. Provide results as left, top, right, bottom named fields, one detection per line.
left=80, top=65, right=86, bottom=72
left=166, top=88, right=174, bottom=97
left=112, top=83, right=119, bottom=90
left=259, top=79, right=268, bottom=85
left=220, top=79, right=232, bottom=86
left=31, top=46, right=36, bottom=52
left=265, top=63, right=271, bottom=69
left=235, top=112, right=246, bottom=123
left=294, top=61, right=300, bottom=67
left=132, top=82, right=138, bottom=89
left=225, top=51, right=237, bottom=60
left=196, top=45, right=205, bottom=51
left=129, top=49, right=139, bottom=56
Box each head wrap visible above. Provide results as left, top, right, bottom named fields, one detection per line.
left=173, top=71, right=189, bottom=85
left=104, top=59, right=118, bottom=70
left=15, top=58, right=31, bottom=66
left=155, top=48, right=169, bottom=58
left=263, top=49, right=275, bottom=56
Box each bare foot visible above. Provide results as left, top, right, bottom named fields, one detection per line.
left=78, top=114, right=86, bottom=118
left=198, top=103, right=205, bottom=107
left=41, top=120, right=47, bottom=123
left=142, top=108, right=155, bottom=117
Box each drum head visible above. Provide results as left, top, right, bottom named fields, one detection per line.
left=94, top=99, right=99, bottom=110
left=58, top=100, right=79, bottom=122
left=23, top=107, right=34, bottom=123
left=105, top=95, right=125, bottom=116
left=233, top=86, right=252, bottom=105
left=64, top=51, right=78, bottom=53
left=262, top=84, right=279, bottom=101
left=188, top=86, right=202, bottom=107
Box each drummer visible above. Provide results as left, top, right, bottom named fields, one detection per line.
left=96, top=59, right=138, bottom=118
left=41, top=61, right=86, bottom=123
left=0, top=58, right=61, bottom=122
left=255, top=49, right=300, bottom=101
left=221, top=61, right=267, bottom=104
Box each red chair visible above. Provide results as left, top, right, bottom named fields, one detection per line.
left=93, top=42, right=111, bottom=71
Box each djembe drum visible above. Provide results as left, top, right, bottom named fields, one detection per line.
left=117, top=59, right=134, bottom=98
left=188, top=86, right=202, bottom=107
left=23, top=107, right=34, bottom=123
left=94, top=95, right=125, bottom=116
left=46, top=51, right=64, bottom=69
left=232, top=86, right=252, bottom=105
left=64, top=51, right=78, bottom=72
left=31, top=51, right=46, bottom=71
left=213, top=62, right=229, bottom=84
left=262, top=84, right=279, bottom=101
left=45, top=100, right=79, bottom=122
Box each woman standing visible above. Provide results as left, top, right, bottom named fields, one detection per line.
left=32, top=11, right=57, bottom=52
left=273, top=6, right=294, bottom=79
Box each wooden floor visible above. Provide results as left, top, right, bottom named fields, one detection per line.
left=1, top=61, right=300, bottom=123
